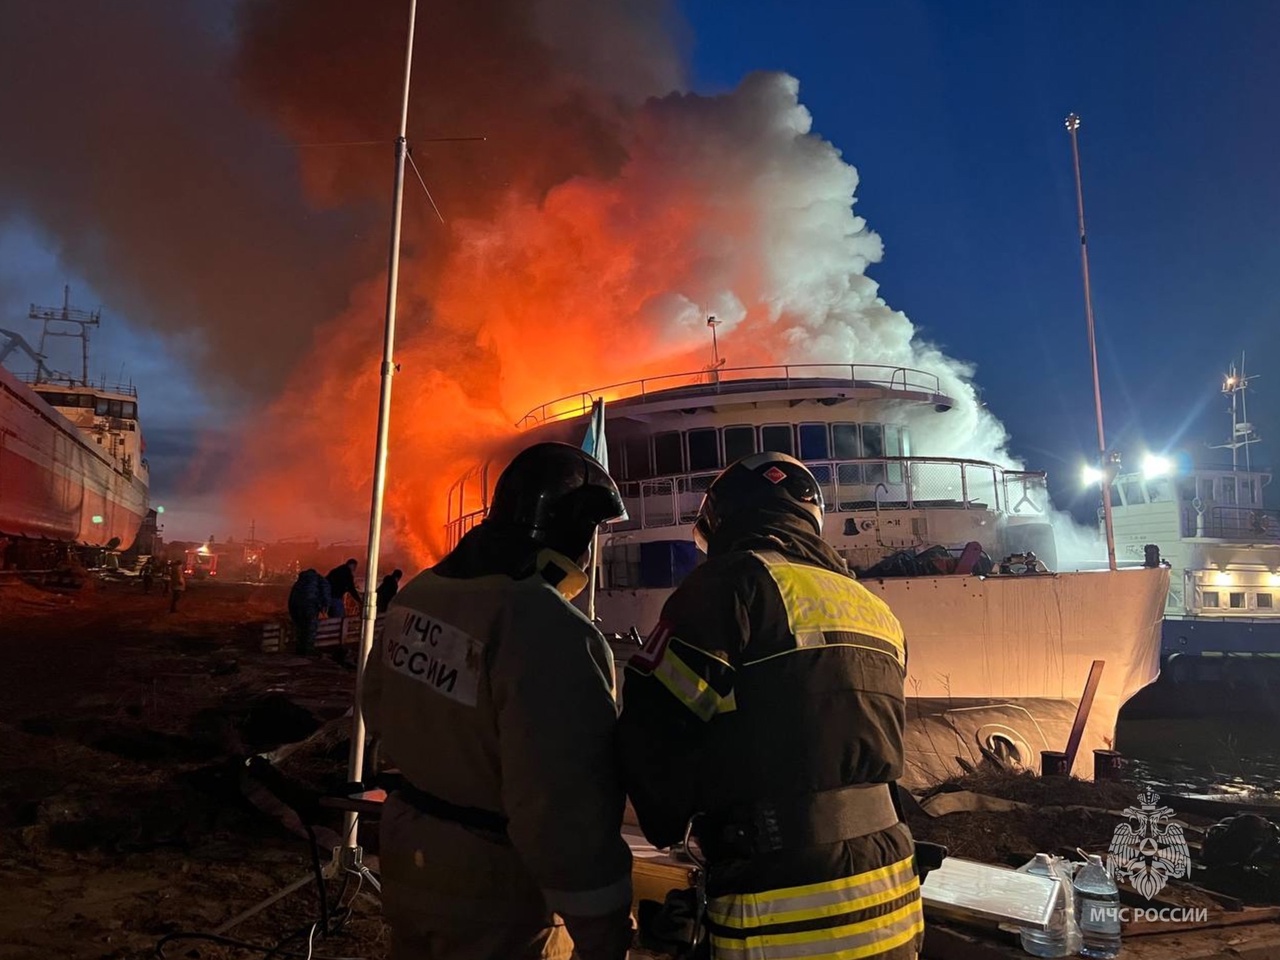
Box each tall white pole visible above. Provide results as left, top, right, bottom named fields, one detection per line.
left=343, top=0, right=419, bottom=848
left=1066, top=113, right=1117, bottom=572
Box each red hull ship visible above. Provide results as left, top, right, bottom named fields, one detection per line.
left=0, top=293, right=149, bottom=551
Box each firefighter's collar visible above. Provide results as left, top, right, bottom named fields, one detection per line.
left=535, top=548, right=589, bottom=600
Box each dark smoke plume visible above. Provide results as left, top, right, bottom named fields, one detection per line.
left=0, top=0, right=373, bottom=395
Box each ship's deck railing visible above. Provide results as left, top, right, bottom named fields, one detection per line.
left=446, top=457, right=1047, bottom=546
left=1183, top=505, right=1280, bottom=543
left=515, top=363, right=945, bottom=428
left=14, top=371, right=138, bottom=398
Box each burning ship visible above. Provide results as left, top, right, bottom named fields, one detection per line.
left=0, top=290, right=149, bottom=559
left=446, top=363, right=1170, bottom=785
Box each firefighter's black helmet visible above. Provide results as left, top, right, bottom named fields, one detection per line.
left=693, top=452, right=825, bottom=553
left=486, top=441, right=625, bottom=560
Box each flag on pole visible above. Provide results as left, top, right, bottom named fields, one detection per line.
left=582, top=397, right=628, bottom=521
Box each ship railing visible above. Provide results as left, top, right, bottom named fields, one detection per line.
left=444, top=457, right=1047, bottom=546
left=12, top=371, right=138, bottom=397
left=1183, top=505, right=1280, bottom=542
left=514, top=363, right=945, bottom=428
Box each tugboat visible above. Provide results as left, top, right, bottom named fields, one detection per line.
left=0, top=288, right=149, bottom=563
left=445, top=362, right=1169, bottom=784
left=1106, top=357, right=1278, bottom=682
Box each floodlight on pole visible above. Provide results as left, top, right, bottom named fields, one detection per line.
left=342, top=0, right=418, bottom=866
left=1081, top=464, right=1104, bottom=486
left=1142, top=454, right=1171, bottom=479
left=1065, top=112, right=1118, bottom=571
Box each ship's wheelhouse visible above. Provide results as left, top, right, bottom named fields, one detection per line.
left=1109, top=466, right=1279, bottom=618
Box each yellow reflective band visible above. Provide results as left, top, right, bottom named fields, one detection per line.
left=652, top=645, right=737, bottom=722
left=710, top=899, right=923, bottom=959
left=753, top=552, right=905, bottom=666
left=707, top=856, right=918, bottom=929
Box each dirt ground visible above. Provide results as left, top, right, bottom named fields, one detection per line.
left=0, top=576, right=387, bottom=960
left=1, top=576, right=1270, bottom=960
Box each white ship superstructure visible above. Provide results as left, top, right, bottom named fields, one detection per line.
left=1106, top=359, right=1278, bottom=673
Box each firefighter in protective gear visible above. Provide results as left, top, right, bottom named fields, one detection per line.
left=362, top=441, right=634, bottom=960
left=618, top=452, right=925, bottom=960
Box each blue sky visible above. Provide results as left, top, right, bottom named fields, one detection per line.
left=683, top=0, right=1279, bottom=514
left=3, top=0, right=1276, bottom=538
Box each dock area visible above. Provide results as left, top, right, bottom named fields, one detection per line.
left=2, top=575, right=1278, bottom=959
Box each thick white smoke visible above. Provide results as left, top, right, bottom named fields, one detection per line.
left=430, top=70, right=1104, bottom=564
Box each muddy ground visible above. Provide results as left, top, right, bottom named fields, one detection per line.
left=0, top=576, right=1267, bottom=960
left=0, top=577, right=386, bottom=960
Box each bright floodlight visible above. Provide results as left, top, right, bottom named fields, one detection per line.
left=1142, top=454, right=1171, bottom=478
left=1081, top=464, right=1104, bottom=486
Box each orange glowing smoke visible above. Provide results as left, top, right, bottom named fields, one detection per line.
left=229, top=8, right=1013, bottom=565
left=229, top=69, right=993, bottom=566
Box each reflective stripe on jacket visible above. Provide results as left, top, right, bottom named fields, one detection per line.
left=618, top=518, right=923, bottom=960
left=708, top=854, right=923, bottom=960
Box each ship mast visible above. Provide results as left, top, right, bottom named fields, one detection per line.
left=30, top=285, right=101, bottom=387
left=1065, top=113, right=1117, bottom=571
left=1211, top=353, right=1260, bottom=471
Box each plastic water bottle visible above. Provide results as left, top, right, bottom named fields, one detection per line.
left=1018, top=854, right=1074, bottom=957
left=1073, top=854, right=1122, bottom=958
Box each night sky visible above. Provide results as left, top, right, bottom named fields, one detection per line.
left=2, top=0, right=1276, bottom=541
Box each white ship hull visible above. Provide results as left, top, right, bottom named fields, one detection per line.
left=596, top=566, right=1168, bottom=786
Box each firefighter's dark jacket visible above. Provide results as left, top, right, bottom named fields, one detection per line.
left=363, top=525, right=633, bottom=926
left=618, top=508, right=923, bottom=955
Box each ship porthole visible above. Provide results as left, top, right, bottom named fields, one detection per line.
left=986, top=734, right=1022, bottom=767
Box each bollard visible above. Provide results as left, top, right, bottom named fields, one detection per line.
left=1094, top=749, right=1124, bottom=780
left=1041, top=750, right=1070, bottom=776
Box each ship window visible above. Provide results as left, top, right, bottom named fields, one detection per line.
left=1197, top=477, right=1215, bottom=501
left=760, top=424, right=793, bottom=456
left=1259, top=593, right=1274, bottom=609
left=1122, top=480, right=1145, bottom=505
left=1220, top=478, right=1238, bottom=506
left=884, top=425, right=905, bottom=484
left=1177, top=477, right=1196, bottom=502
left=1242, top=478, right=1258, bottom=505
left=79, top=394, right=93, bottom=407
left=832, top=423, right=861, bottom=460
left=687, top=429, right=720, bottom=472
left=1145, top=478, right=1173, bottom=503
left=123, top=401, right=137, bottom=419
left=862, top=423, right=885, bottom=484
left=1202, top=591, right=1220, bottom=608
left=95, top=397, right=109, bottom=415
left=1230, top=592, right=1246, bottom=609
left=862, top=423, right=885, bottom=458
left=723, top=425, right=756, bottom=465
left=654, top=431, right=683, bottom=475
left=623, top=435, right=652, bottom=480
left=797, top=423, right=829, bottom=461
left=108, top=400, right=123, bottom=418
